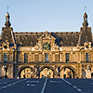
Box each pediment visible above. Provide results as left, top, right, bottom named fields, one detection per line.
left=38, top=31, right=56, bottom=41
left=1, top=40, right=14, bottom=51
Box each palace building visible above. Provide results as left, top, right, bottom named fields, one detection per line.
left=0, top=12, right=93, bottom=78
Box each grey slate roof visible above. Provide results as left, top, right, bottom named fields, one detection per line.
left=14, top=32, right=80, bottom=46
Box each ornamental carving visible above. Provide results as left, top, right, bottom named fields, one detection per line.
left=43, top=43, right=51, bottom=50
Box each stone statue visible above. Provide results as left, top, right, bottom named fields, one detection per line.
left=87, top=65, right=90, bottom=70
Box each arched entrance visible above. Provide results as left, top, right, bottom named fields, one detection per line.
left=40, top=67, right=54, bottom=78
left=60, top=67, right=75, bottom=78
left=91, top=73, right=93, bottom=78
left=19, top=67, right=33, bottom=78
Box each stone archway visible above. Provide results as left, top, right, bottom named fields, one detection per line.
left=18, top=66, right=34, bottom=78
left=91, top=72, right=93, bottom=78
left=39, top=66, right=55, bottom=78
left=60, top=66, right=75, bottom=78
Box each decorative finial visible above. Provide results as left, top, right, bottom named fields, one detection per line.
left=85, top=6, right=86, bottom=13
left=7, top=5, right=9, bottom=13
left=82, top=8, right=89, bottom=27
left=5, top=12, right=11, bottom=27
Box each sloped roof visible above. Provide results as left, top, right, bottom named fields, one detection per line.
left=0, top=27, right=15, bottom=46
left=14, top=31, right=80, bottom=46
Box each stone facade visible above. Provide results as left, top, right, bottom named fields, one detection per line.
left=0, top=12, right=93, bottom=78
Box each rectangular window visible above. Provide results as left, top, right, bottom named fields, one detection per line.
left=4, top=53, right=8, bottom=63
left=45, top=53, right=49, bottom=62
left=86, top=53, right=89, bottom=62
left=66, top=53, right=69, bottom=63
left=24, top=53, right=28, bottom=63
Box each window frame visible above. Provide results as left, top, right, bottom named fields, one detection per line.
left=4, top=53, right=8, bottom=63
left=86, top=53, right=89, bottom=62
left=24, top=53, right=28, bottom=63
left=66, top=53, right=69, bottom=63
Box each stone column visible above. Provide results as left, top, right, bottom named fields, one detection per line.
left=63, top=52, right=65, bottom=62
left=70, top=52, right=73, bottom=62
left=77, top=64, right=80, bottom=78
left=14, top=51, right=17, bottom=63
left=22, top=53, right=24, bottom=62
left=7, top=66, right=13, bottom=78
left=34, top=66, right=38, bottom=78
left=1, top=53, right=4, bottom=62
left=49, top=53, right=52, bottom=62
left=32, top=54, right=35, bottom=62
left=78, top=52, right=81, bottom=63
left=39, top=53, right=42, bottom=62
left=75, top=65, right=78, bottom=78
left=90, top=52, right=92, bottom=62
left=80, top=64, right=82, bottom=78
left=0, top=53, right=2, bottom=62
left=0, top=66, right=2, bottom=77
left=60, top=53, right=62, bottom=62
left=53, top=54, right=55, bottom=62
left=28, top=52, right=31, bottom=62
left=42, top=53, right=45, bottom=62
left=30, top=53, right=33, bottom=62
left=55, top=66, right=59, bottom=78
left=91, top=53, right=93, bottom=62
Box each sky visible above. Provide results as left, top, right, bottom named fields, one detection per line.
left=0, top=0, right=93, bottom=33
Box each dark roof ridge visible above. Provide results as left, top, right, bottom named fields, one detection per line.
left=14, top=31, right=80, bottom=34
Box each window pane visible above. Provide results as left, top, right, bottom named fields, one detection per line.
left=66, top=53, right=69, bottom=63
left=4, top=53, right=8, bottom=62
left=45, top=53, right=48, bottom=62
left=86, top=53, right=89, bottom=62
left=24, top=53, right=28, bottom=63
